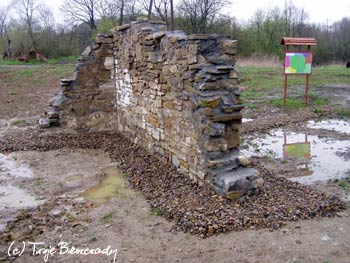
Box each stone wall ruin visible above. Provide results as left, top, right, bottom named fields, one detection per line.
left=42, top=20, right=261, bottom=199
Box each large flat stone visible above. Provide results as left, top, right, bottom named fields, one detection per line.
left=49, top=91, right=67, bottom=108
left=211, top=167, right=263, bottom=200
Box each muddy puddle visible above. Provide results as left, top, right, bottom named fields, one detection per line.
left=81, top=166, right=135, bottom=205
left=65, top=174, right=84, bottom=182
left=0, top=184, right=42, bottom=231
left=242, top=120, right=350, bottom=184
left=308, top=119, right=350, bottom=134
left=0, top=153, right=40, bottom=231
left=0, top=153, right=34, bottom=178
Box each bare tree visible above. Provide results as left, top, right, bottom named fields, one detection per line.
left=283, top=0, right=308, bottom=37
left=332, top=18, right=350, bottom=61
left=38, top=4, right=55, bottom=29
left=148, top=0, right=153, bottom=19
left=170, top=0, right=174, bottom=30
left=119, top=0, right=125, bottom=26
left=151, top=0, right=175, bottom=30
left=178, top=0, right=228, bottom=33
left=60, top=0, right=97, bottom=31
left=96, top=0, right=119, bottom=19
left=0, top=6, right=8, bottom=37
left=154, top=0, right=169, bottom=26
left=125, top=0, right=141, bottom=21
left=16, top=0, right=41, bottom=51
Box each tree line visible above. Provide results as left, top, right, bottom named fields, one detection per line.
left=0, top=0, right=349, bottom=64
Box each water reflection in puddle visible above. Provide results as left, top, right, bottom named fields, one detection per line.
left=242, top=129, right=350, bottom=184
left=308, top=119, right=350, bottom=134
left=81, top=166, right=135, bottom=205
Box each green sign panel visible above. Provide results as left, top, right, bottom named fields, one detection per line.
left=284, top=52, right=312, bottom=74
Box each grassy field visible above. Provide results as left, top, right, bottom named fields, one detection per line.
left=0, top=59, right=348, bottom=119
left=0, top=64, right=76, bottom=87
left=0, top=56, right=78, bottom=66
left=238, top=65, right=350, bottom=112
left=0, top=63, right=75, bottom=119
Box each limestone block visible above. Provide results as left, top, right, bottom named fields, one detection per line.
left=210, top=113, right=242, bottom=122
left=201, top=122, right=225, bottom=136
left=47, top=107, right=59, bottom=118
left=49, top=91, right=67, bottom=108
left=204, top=138, right=228, bottom=152
left=198, top=79, right=239, bottom=91
left=199, top=97, right=221, bottom=108
left=223, top=131, right=240, bottom=149
left=222, top=105, right=244, bottom=113
left=81, top=46, right=92, bottom=58
left=96, top=34, right=113, bottom=44
left=104, top=57, right=114, bottom=70
left=189, top=34, right=209, bottom=40
left=199, top=108, right=215, bottom=116
left=163, top=101, right=174, bottom=109
left=145, top=31, right=166, bottom=41
left=111, top=24, right=131, bottom=32
left=38, top=117, right=50, bottom=128
left=171, top=153, right=180, bottom=167
left=221, top=39, right=238, bottom=55
left=229, top=70, right=239, bottom=79
left=208, top=55, right=235, bottom=65
left=211, top=167, right=262, bottom=200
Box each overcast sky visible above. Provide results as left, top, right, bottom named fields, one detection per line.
left=1, top=0, right=350, bottom=25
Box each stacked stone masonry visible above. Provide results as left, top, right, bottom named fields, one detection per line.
left=44, top=20, right=262, bottom=199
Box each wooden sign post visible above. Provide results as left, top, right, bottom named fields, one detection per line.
left=280, top=37, right=318, bottom=108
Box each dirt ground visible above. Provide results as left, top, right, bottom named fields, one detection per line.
left=0, top=65, right=350, bottom=263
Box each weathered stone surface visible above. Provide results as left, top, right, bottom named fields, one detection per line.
left=221, top=39, right=238, bottom=55
left=112, top=24, right=131, bottom=32
left=96, top=34, right=113, bottom=44
left=222, top=105, right=244, bottom=113
left=229, top=70, right=239, bottom=79
left=210, top=113, right=242, bottom=122
left=236, top=155, right=251, bottom=167
left=204, top=138, right=227, bottom=152
left=49, top=91, right=67, bottom=108
left=145, top=32, right=166, bottom=41
left=81, top=46, right=92, bottom=58
left=189, top=34, right=209, bottom=40
left=60, top=79, right=73, bottom=86
left=38, top=117, right=50, bottom=128
left=211, top=167, right=263, bottom=200
left=198, top=97, right=221, bottom=108
left=208, top=55, right=235, bottom=65
left=47, top=107, right=59, bottom=118
left=104, top=57, right=114, bottom=70
left=223, top=131, right=240, bottom=149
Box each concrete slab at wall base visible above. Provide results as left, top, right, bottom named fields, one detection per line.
left=41, top=20, right=262, bottom=200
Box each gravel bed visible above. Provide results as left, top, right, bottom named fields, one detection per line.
left=0, top=129, right=345, bottom=238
